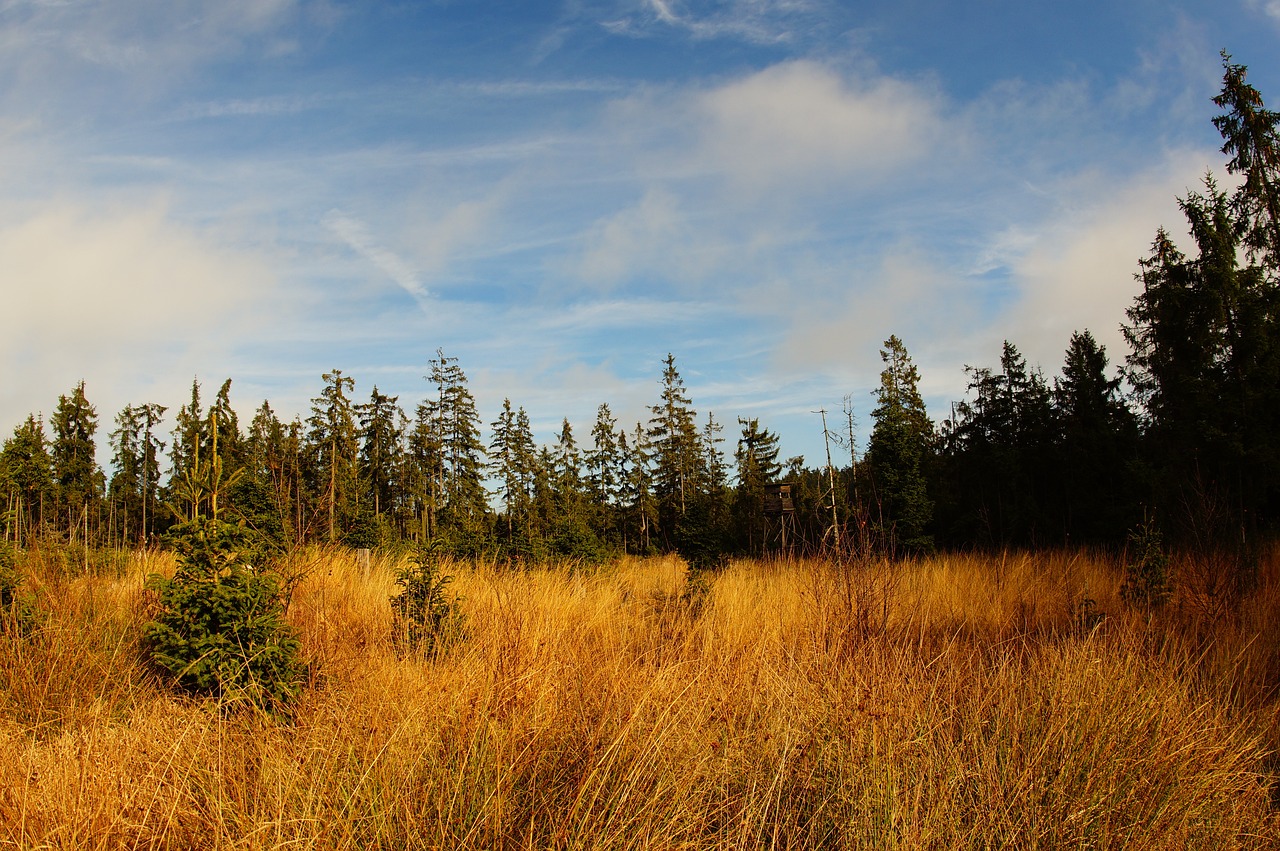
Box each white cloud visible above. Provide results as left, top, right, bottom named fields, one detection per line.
left=693, top=61, right=947, bottom=192
left=0, top=200, right=279, bottom=434
left=999, top=149, right=1217, bottom=372
left=1246, top=0, right=1280, bottom=23
left=0, top=0, right=308, bottom=107
left=323, top=209, right=426, bottom=303
left=603, top=0, right=827, bottom=45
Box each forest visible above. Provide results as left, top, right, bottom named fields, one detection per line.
left=6, top=55, right=1280, bottom=581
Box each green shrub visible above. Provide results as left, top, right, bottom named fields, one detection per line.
left=144, top=518, right=304, bottom=712
left=1121, top=515, right=1172, bottom=610
left=390, top=544, right=465, bottom=656
left=0, top=543, right=38, bottom=634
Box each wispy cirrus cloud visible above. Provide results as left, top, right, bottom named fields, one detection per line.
left=323, top=209, right=426, bottom=303
left=602, top=0, right=830, bottom=45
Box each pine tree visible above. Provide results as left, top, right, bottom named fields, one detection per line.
left=307, top=369, right=359, bottom=543
left=169, top=379, right=206, bottom=495
left=1054, top=330, right=1137, bottom=542
left=1214, top=51, right=1280, bottom=269
left=209, top=380, right=244, bottom=470
left=586, top=404, right=623, bottom=509
left=489, top=398, right=523, bottom=536
left=108, top=402, right=166, bottom=545
left=1, top=415, right=54, bottom=542
left=733, top=417, right=782, bottom=554
left=647, top=354, right=700, bottom=543
left=423, top=350, right=487, bottom=528
left=1125, top=177, right=1280, bottom=529
left=241, top=400, right=291, bottom=546
left=586, top=403, right=625, bottom=544
left=946, top=341, right=1054, bottom=545
left=866, top=336, right=933, bottom=552
left=357, top=386, right=405, bottom=520
left=624, top=422, right=657, bottom=553
left=50, top=381, right=103, bottom=539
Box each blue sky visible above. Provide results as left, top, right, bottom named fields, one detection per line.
left=2, top=0, right=1278, bottom=472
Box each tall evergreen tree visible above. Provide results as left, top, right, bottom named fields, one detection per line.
left=209, top=379, right=244, bottom=469
left=241, top=400, right=291, bottom=546
left=169, top=379, right=206, bottom=492
left=647, top=354, right=700, bottom=543
left=733, top=417, right=782, bottom=554
left=1, top=415, right=54, bottom=542
left=586, top=403, right=625, bottom=544
left=1214, top=51, right=1280, bottom=268
left=866, top=336, right=933, bottom=552
left=489, top=398, right=525, bottom=536
left=624, top=422, right=657, bottom=553
left=108, top=402, right=166, bottom=545
left=357, top=386, right=404, bottom=519
left=423, top=349, right=488, bottom=528
left=1054, top=330, right=1137, bottom=542
left=1125, top=178, right=1280, bottom=529
left=50, top=381, right=103, bottom=537
left=944, top=341, right=1054, bottom=545
left=307, top=369, right=359, bottom=543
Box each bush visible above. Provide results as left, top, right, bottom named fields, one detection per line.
left=144, top=518, right=304, bottom=712
left=0, top=543, right=38, bottom=634
left=390, top=544, right=465, bottom=656
left=1121, top=515, right=1172, bottom=610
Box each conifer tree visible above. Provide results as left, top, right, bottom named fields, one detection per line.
left=946, top=342, right=1054, bottom=545
left=489, top=398, right=524, bottom=536
left=109, top=402, right=166, bottom=545
left=733, top=417, right=782, bottom=553
left=243, top=400, right=292, bottom=546
left=1054, top=331, right=1137, bottom=541
left=51, top=381, right=103, bottom=538
left=1214, top=51, right=1280, bottom=269
left=209, top=380, right=244, bottom=469
left=647, top=354, right=700, bottom=542
left=423, top=349, right=487, bottom=528
left=307, top=369, right=359, bottom=543
left=866, top=336, right=933, bottom=552
left=586, top=403, right=625, bottom=544
left=1, top=415, right=54, bottom=542
left=169, top=379, right=206, bottom=492
left=357, top=386, right=405, bottom=520
left=625, top=422, right=657, bottom=553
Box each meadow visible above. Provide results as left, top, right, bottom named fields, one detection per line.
left=1, top=545, right=1278, bottom=849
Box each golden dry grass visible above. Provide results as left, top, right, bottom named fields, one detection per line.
left=0, top=545, right=1277, bottom=848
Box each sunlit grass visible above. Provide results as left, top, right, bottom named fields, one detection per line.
left=1, top=545, right=1276, bottom=848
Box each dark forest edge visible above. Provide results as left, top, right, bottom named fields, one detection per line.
left=3, top=52, right=1280, bottom=586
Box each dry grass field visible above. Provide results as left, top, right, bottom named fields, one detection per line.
left=1, top=545, right=1278, bottom=848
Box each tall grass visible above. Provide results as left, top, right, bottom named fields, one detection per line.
left=0, top=546, right=1276, bottom=848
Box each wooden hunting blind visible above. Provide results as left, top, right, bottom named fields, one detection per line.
left=763, top=482, right=795, bottom=516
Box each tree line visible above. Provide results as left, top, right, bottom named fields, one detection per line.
left=3, top=52, right=1279, bottom=564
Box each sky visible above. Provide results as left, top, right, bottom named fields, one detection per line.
left=2, top=0, right=1279, bottom=474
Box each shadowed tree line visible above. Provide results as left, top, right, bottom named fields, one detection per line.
left=4, top=54, right=1280, bottom=568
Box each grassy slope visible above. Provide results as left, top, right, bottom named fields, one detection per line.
left=0, top=547, right=1277, bottom=849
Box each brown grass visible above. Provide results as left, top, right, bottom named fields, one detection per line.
left=0, top=546, right=1277, bottom=849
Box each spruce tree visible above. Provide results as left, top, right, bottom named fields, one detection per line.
left=1214, top=51, right=1280, bottom=268
left=1, top=415, right=54, bottom=541
left=357, top=386, right=405, bottom=520
left=866, top=336, right=933, bottom=552
left=51, top=381, right=103, bottom=539
left=733, top=417, right=782, bottom=554
left=424, top=350, right=487, bottom=529
left=647, top=354, right=700, bottom=543
left=1054, top=331, right=1137, bottom=542
left=307, top=370, right=359, bottom=543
